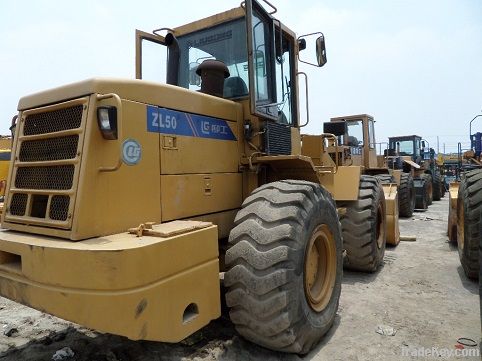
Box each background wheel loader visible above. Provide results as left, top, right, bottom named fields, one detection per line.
left=386, top=135, right=444, bottom=212
left=0, top=0, right=362, bottom=354
left=307, top=114, right=400, bottom=256
left=447, top=114, right=482, bottom=280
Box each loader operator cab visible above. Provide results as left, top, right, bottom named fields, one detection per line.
left=136, top=0, right=326, bottom=131
left=327, top=114, right=377, bottom=169
left=388, top=135, right=423, bottom=163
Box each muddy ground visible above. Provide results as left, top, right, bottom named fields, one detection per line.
left=0, top=197, right=479, bottom=360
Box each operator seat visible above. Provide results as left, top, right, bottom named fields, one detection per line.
left=224, top=76, right=248, bottom=98
left=347, top=136, right=359, bottom=147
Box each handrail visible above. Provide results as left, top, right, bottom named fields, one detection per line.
left=469, top=114, right=482, bottom=140
left=321, top=133, right=339, bottom=174
left=240, top=0, right=277, bottom=14
left=297, top=72, right=309, bottom=127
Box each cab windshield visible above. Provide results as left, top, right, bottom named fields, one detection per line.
left=345, top=120, right=363, bottom=146
left=390, top=140, right=420, bottom=157
left=177, top=18, right=249, bottom=98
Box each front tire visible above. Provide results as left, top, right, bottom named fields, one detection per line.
left=339, top=175, right=386, bottom=272
left=457, top=169, right=482, bottom=280
left=432, top=172, right=442, bottom=201
left=224, top=180, right=342, bottom=354
left=398, top=172, right=415, bottom=217
left=423, top=173, right=433, bottom=206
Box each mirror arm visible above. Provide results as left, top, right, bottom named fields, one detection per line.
left=297, top=32, right=326, bottom=67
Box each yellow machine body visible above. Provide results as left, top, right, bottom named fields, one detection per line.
left=0, top=222, right=220, bottom=342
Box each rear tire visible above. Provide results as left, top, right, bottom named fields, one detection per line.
left=414, top=176, right=428, bottom=210
left=432, top=172, right=442, bottom=201
left=457, top=169, right=482, bottom=280
left=398, top=172, right=415, bottom=217
left=225, top=180, right=342, bottom=354
left=440, top=175, right=446, bottom=198
left=423, top=173, right=433, bottom=206
left=339, top=175, right=386, bottom=272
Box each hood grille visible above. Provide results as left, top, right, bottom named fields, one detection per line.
left=19, top=135, right=79, bottom=162
left=23, top=105, right=83, bottom=135
left=4, top=98, right=88, bottom=229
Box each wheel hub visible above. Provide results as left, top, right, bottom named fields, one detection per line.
left=304, top=225, right=337, bottom=312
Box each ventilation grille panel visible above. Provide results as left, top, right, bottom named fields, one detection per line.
left=264, top=122, right=292, bottom=155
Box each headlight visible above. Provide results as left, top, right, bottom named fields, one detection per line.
left=97, top=106, right=118, bottom=140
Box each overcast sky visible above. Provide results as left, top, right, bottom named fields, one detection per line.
left=1, top=0, right=481, bottom=153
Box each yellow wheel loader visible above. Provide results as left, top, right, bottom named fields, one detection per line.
left=386, top=135, right=443, bottom=212
left=0, top=1, right=344, bottom=354
left=312, top=114, right=400, bottom=256
left=0, top=1, right=385, bottom=354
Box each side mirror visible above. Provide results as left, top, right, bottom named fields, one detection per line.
left=316, top=34, right=327, bottom=67
left=421, top=141, right=426, bottom=148
left=298, top=32, right=327, bottom=67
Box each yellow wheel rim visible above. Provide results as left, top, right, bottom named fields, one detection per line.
left=304, top=224, right=337, bottom=312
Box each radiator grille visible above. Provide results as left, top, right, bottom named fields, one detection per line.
left=24, top=105, right=83, bottom=135
left=19, top=135, right=79, bottom=162
left=15, top=165, right=75, bottom=190
left=10, top=193, right=28, bottom=216
left=5, top=98, right=87, bottom=231
left=264, top=122, right=292, bottom=155
left=50, top=195, right=70, bottom=221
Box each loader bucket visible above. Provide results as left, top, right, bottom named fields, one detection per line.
left=382, top=183, right=400, bottom=246
left=447, top=182, right=459, bottom=242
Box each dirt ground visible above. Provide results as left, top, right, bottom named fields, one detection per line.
left=0, top=197, right=480, bottom=361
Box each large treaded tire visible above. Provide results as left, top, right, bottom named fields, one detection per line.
left=224, top=180, right=342, bottom=354
left=440, top=174, right=446, bottom=198
left=423, top=173, right=433, bottom=206
left=414, top=176, right=428, bottom=210
left=339, top=175, right=386, bottom=272
left=398, top=172, right=415, bottom=218
left=457, top=169, right=482, bottom=280
left=374, top=174, right=395, bottom=184
left=432, top=172, right=442, bottom=201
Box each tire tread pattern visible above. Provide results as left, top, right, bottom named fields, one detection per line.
left=338, top=175, right=386, bottom=272
left=458, top=169, right=482, bottom=279
left=224, top=180, right=342, bottom=354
